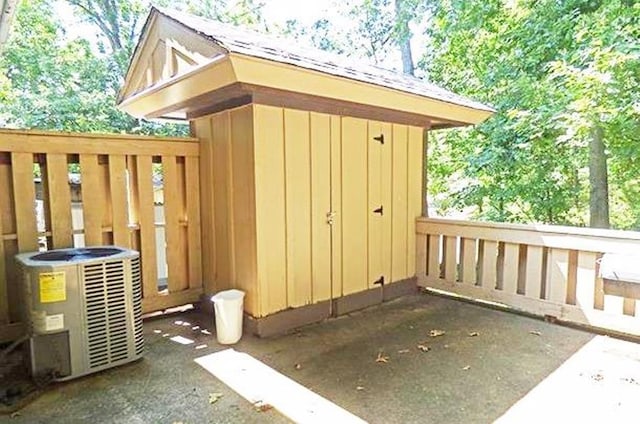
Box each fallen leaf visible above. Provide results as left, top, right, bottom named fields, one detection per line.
left=356, top=386, right=365, bottom=391
left=255, top=402, right=274, bottom=412
left=294, top=363, right=302, bottom=370
left=375, top=352, right=389, bottom=363
left=417, top=344, right=431, bottom=352
left=462, top=365, right=471, bottom=371
left=468, top=332, right=479, bottom=337
left=397, top=349, right=410, bottom=354
left=429, top=329, right=445, bottom=337
left=209, top=392, right=223, bottom=404
left=529, top=330, right=542, bottom=336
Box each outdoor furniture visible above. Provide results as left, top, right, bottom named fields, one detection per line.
left=600, top=253, right=640, bottom=299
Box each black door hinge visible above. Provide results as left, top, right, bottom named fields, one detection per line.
left=373, top=134, right=384, bottom=144
left=373, top=205, right=383, bottom=215
left=373, top=276, right=385, bottom=286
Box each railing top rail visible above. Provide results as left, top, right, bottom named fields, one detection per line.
left=417, top=216, right=640, bottom=241
left=0, top=129, right=200, bottom=157
left=417, top=217, right=640, bottom=253
left=0, top=128, right=198, bottom=143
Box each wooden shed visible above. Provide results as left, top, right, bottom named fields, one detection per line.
left=118, top=7, right=494, bottom=335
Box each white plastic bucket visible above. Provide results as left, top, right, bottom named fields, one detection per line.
left=211, top=289, right=245, bottom=344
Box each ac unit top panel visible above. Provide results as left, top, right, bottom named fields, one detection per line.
left=16, top=246, right=139, bottom=267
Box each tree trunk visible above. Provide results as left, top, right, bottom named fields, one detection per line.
left=588, top=125, right=610, bottom=228
left=393, top=0, right=415, bottom=76
left=399, top=39, right=415, bottom=75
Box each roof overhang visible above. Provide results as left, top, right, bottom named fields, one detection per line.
left=0, top=0, right=18, bottom=51
left=118, top=51, right=493, bottom=128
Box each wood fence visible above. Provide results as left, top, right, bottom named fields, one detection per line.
left=0, top=129, right=203, bottom=342
left=416, top=217, right=640, bottom=338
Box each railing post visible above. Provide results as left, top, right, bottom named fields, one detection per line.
left=416, top=231, right=427, bottom=286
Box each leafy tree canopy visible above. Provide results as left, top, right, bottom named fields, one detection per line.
left=423, top=0, right=639, bottom=229
left=1, top=0, right=638, bottom=229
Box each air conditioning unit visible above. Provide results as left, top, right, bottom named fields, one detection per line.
left=15, top=246, right=144, bottom=381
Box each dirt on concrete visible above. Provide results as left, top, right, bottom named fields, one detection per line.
left=5, top=292, right=634, bottom=423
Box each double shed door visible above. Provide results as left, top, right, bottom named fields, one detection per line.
left=254, top=107, right=420, bottom=316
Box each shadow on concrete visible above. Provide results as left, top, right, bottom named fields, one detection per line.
left=8, top=293, right=639, bottom=423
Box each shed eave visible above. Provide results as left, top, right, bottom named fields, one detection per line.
left=228, top=53, right=493, bottom=126
left=117, top=54, right=236, bottom=118
left=118, top=51, right=493, bottom=126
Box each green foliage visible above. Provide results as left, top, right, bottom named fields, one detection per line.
left=423, top=0, right=640, bottom=229
left=1, top=0, right=637, bottom=231
left=0, top=0, right=187, bottom=135
left=155, top=0, right=267, bottom=29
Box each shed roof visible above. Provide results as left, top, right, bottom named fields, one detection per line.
left=155, top=8, right=492, bottom=114
left=118, top=7, right=494, bottom=128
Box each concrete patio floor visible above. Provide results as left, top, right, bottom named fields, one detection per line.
left=7, top=292, right=640, bottom=423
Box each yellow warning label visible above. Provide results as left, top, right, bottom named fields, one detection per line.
left=39, top=272, right=66, bottom=303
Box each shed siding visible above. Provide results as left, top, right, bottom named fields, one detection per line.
left=229, top=106, right=258, bottom=313
left=254, top=105, right=288, bottom=315
left=340, top=117, right=369, bottom=296
left=309, top=113, right=333, bottom=303
left=196, top=104, right=423, bottom=318
left=253, top=106, right=423, bottom=315
left=253, top=106, right=333, bottom=314
left=194, top=105, right=259, bottom=315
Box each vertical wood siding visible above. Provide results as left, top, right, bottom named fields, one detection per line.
left=252, top=106, right=423, bottom=315
left=195, top=104, right=424, bottom=317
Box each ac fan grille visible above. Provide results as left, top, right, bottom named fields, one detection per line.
left=84, top=259, right=137, bottom=368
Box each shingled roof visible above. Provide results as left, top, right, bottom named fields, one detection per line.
left=155, top=7, right=493, bottom=114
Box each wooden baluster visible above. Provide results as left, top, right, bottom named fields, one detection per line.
left=443, top=236, right=457, bottom=282
left=416, top=233, right=427, bottom=284
left=502, top=243, right=520, bottom=294
left=427, top=235, right=440, bottom=281
left=525, top=245, right=544, bottom=299
left=480, top=240, right=498, bottom=290
left=547, top=248, right=569, bottom=304
left=575, top=251, right=597, bottom=311
left=460, top=238, right=477, bottom=285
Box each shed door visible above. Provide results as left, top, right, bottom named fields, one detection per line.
left=337, top=118, right=390, bottom=296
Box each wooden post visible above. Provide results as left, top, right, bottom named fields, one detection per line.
left=421, top=128, right=429, bottom=217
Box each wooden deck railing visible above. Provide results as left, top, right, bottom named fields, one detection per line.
left=0, top=129, right=203, bottom=342
left=416, top=217, right=640, bottom=338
